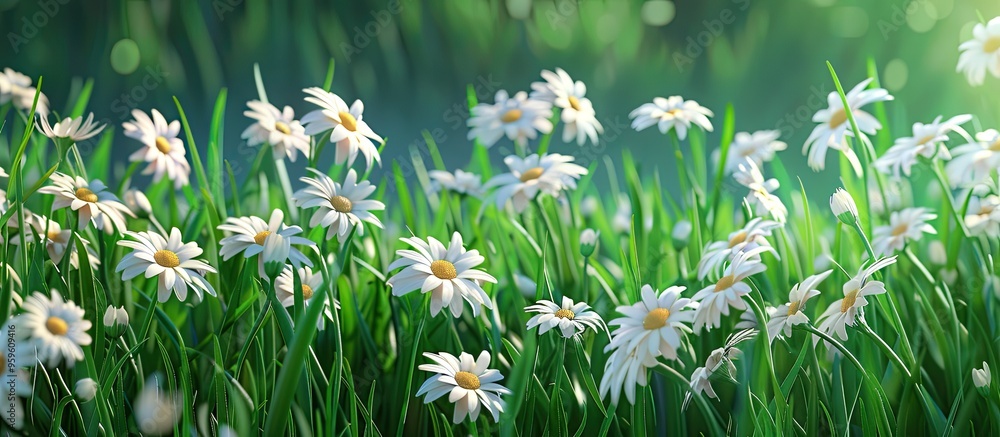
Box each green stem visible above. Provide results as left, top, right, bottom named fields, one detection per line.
left=743, top=291, right=788, bottom=425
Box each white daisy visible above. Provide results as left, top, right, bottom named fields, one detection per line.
left=606, top=285, right=696, bottom=363
left=123, top=108, right=192, bottom=189
left=218, top=209, right=315, bottom=275
left=629, top=95, right=714, bottom=140
left=946, top=129, right=1000, bottom=187
left=116, top=228, right=218, bottom=302
left=301, top=87, right=383, bottom=169
left=871, top=207, right=937, bottom=257
left=697, top=218, right=780, bottom=280
left=37, top=172, right=134, bottom=233
left=530, top=68, right=604, bottom=146
left=525, top=296, right=605, bottom=338
left=416, top=351, right=511, bottom=424
left=689, top=347, right=740, bottom=400
left=598, top=347, right=648, bottom=406
left=1, top=320, right=32, bottom=430
left=13, top=216, right=100, bottom=270
left=816, top=257, right=897, bottom=342
left=1, top=68, right=48, bottom=115
left=292, top=168, right=384, bottom=241
left=875, top=114, right=972, bottom=178
left=429, top=169, right=484, bottom=197
left=275, top=266, right=337, bottom=329
left=37, top=113, right=105, bottom=143
left=692, top=247, right=769, bottom=333
left=973, top=362, right=992, bottom=389
left=18, top=291, right=92, bottom=367
left=766, top=269, right=833, bottom=343
left=242, top=100, right=311, bottom=162
left=467, top=90, right=553, bottom=149
left=0, top=366, right=31, bottom=430
left=734, top=308, right=759, bottom=330
left=734, top=159, right=788, bottom=223
left=134, top=374, right=181, bottom=436
left=803, top=78, right=892, bottom=174
left=966, top=195, right=1000, bottom=237
left=957, top=17, right=1000, bottom=86
left=386, top=232, right=497, bottom=318
left=722, top=130, right=787, bottom=174
left=484, top=153, right=587, bottom=213
left=75, top=378, right=98, bottom=401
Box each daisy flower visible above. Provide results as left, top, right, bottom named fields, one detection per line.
left=697, top=218, right=780, bottom=280
left=37, top=113, right=105, bottom=143
left=874, top=114, right=972, bottom=177
left=1, top=68, right=49, bottom=115
left=722, top=130, right=787, bottom=173
left=816, top=257, right=897, bottom=342
left=734, top=159, right=788, bottom=223
left=416, top=351, right=511, bottom=424
left=301, top=87, right=383, bottom=169
left=123, top=108, right=192, bottom=189
left=18, top=291, right=92, bottom=367
left=966, top=195, right=1000, bottom=237
left=525, top=296, right=605, bottom=338
left=0, top=366, right=31, bottom=430
left=467, top=90, right=553, bottom=149
left=292, top=168, right=384, bottom=241
left=218, top=209, right=315, bottom=275
left=871, top=207, right=937, bottom=257
left=803, top=78, right=892, bottom=175
left=599, top=346, right=650, bottom=406
left=386, top=232, right=497, bottom=318
left=484, top=153, right=587, bottom=213
left=275, top=266, right=338, bottom=329
left=957, top=17, right=1000, bottom=86
left=692, top=247, right=769, bottom=333
left=429, top=169, right=484, bottom=197
left=766, top=269, right=833, bottom=343
left=38, top=172, right=134, bottom=233
left=117, top=228, right=218, bottom=302
left=242, top=100, right=311, bottom=161
left=134, top=374, right=182, bottom=435
left=629, top=95, right=714, bottom=140
left=14, top=216, right=100, bottom=270
left=605, top=285, right=696, bottom=362
left=946, top=129, right=1000, bottom=187
left=689, top=346, right=740, bottom=400
left=530, top=68, right=604, bottom=146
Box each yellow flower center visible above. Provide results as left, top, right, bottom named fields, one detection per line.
left=454, top=371, right=481, bottom=390
left=917, top=134, right=936, bottom=146
left=664, top=108, right=682, bottom=118
left=75, top=187, right=98, bottom=203
left=989, top=139, right=1000, bottom=152
left=642, top=308, right=671, bottom=330
left=985, top=37, right=1000, bottom=53
left=153, top=249, right=181, bottom=268
left=501, top=109, right=522, bottom=123
left=155, top=136, right=172, bottom=154
left=841, top=288, right=861, bottom=313
left=568, top=96, right=581, bottom=111
left=46, top=316, right=69, bottom=336
left=47, top=230, right=62, bottom=241
left=715, top=275, right=737, bottom=292
left=301, top=284, right=314, bottom=300
left=828, top=109, right=848, bottom=128
left=254, top=231, right=271, bottom=246
left=727, top=231, right=748, bottom=248
left=519, top=167, right=544, bottom=182
left=430, top=260, right=458, bottom=280
left=274, top=121, right=291, bottom=135
left=553, top=309, right=575, bottom=320
left=339, top=111, right=358, bottom=132
left=787, top=301, right=800, bottom=316
left=329, top=195, right=353, bottom=213
left=891, top=223, right=909, bottom=237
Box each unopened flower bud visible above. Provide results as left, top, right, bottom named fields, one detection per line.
left=579, top=229, right=599, bottom=257
left=830, top=188, right=859, bottom=225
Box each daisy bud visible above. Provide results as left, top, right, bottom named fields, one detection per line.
left=75, top=378, right=98, bottom=401
left=123, top=189, right=153, bottom=218
left=580, top=196, right=599, bottom=217
left=103, top=305, right=129, bottom=338
left=830, top=188, right=859, bottom=225
left=672, top=220, right=692, bottom=251
left=972, top=362, right=991, bottom=396
left=579, top=229, right=599, bottom=257
left=262, top=233, right=291, bottom=280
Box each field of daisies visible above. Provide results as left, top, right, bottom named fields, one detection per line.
left=3, top=15, right=1000, bottom=436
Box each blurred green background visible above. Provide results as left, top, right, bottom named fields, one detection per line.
left=1, top=0, right=997, bottom=190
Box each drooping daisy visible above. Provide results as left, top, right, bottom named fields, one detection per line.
left=37, top=113, right=105, bottom=143
left=874, top=114, right=972, bottom=178
left=301, top=87, right=383, bottom=169
left=429, top=169, right=484, bottom=197
left=484, top=153, right=587, bottom=213
left=117, top=228, right=218, bottom=302
left=803, top=78, right=892, bottom=175
left=525, top=296, right=605, bottom=338
left=766, top=269, right=833, bottom=343
left=38, top=172, right=134, bottom=233
left=467, top=90, right=553, bottom=149
left=218, top=209, right=315, bottom=275
left=957, top=17, right=1000, bottom=86
left=689, top=346, right=740, bottom=400
left=697, top=218, right=780, bottom=280
left=629, top=95, right=714, bottom=140
left=946, top=129, right=1000, bottom=187
left=242, top=100, right=311, bottom=161
left=816, top=257, right=897, bottom=342
left=734, top=308, right=760, bottom=330
left=605, top=285, right=696, bottom=362
left=292, top=168, right=384, bottom=241
left=530, top=68, right=604, bottom=146
left=722, top=130, right=787, bottom=173
left=386, top=232, right=497, bottom=318
left=416, top=351, right=511, bottom=424
left=134, top=374, right=182, bottom=435
left=734, top=159, right=788, bottom=223
left=275, top=266, right=337, bottom=329
left=18, top=291, right=92, bottom=367
left=123, top=108, right=192, bottom=189
left=692, top=247, right=769, bottom=333
left=871, top=207, right=937, bottom=257
left=966, top=195, right=1000, bottom=237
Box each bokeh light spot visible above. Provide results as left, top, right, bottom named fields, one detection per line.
left=110, top=39, right=141, bottom=75
left=884, top=58, right=908, bottom=91
left=641, top=1, right=675, bottom=27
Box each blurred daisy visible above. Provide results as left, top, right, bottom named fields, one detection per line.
left=692, top=247, right=769, bottom=333
left=387, top=232, right=497, bottom=317
left=966, top=195, right=1000, bottom=237
left=302, top=87, right=383, bottom=169
left=38, top=172, right=133, bottom=233
left=484, top=153, right=587, bottom=213
left=124, top=108, right=192, bottom=189
left=816, top=257, right=896, bottom=342
left=429, top=169, right=483, bottom=197
left=37, top=113, right=105, bottom=143
left=75, top=378, right=98, bottom=401
left=117, top=228, right=217, bottom=302
left=606, top=285, right=696, bottom=362
left=871, top=207, right=937, bottom=257
left=946, top=129, right=1000, bottom=187
left=734, top=308, right=759, bottom=330
left=722, top=130, right=787, bottom=173
left=629, top=95, right=713, bottom=140
left=416, top=351, right=511, bottom=424
left=0, top=166, right=7, bottom=178
left=525, top=296, right=605, bottom=338
left=242, top=100, right=311, bottom=161
left=0, top=364, right=30, bottom=430
left=276, top=266, right=337, bottom=329
left=134, top=374, right=181, bottom=436
left=218, top=209, right=315, bottom=274
left=697, top=218, right=780, bottom=280
left=292, top=168, right=384, bottom=241
left=1, top=68, right=48, bottom=115
left=14, top=216, right=100, bottom=270
left=803, top=78, right=892, bottom=175
left=123, top=188, right=153, bottom=218
left=19, top=291, right=92, bottom=367
left=957, top=17, right=1000, bottom=86
left=734, top=159, right=788, bottom=223
left=766, top=269, right=833, bottom=343
left=530, top=68, right=603, bottom=146
left=467, top=90, right=553, bottom=149
left=875, top=114, right=972, bottom=177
